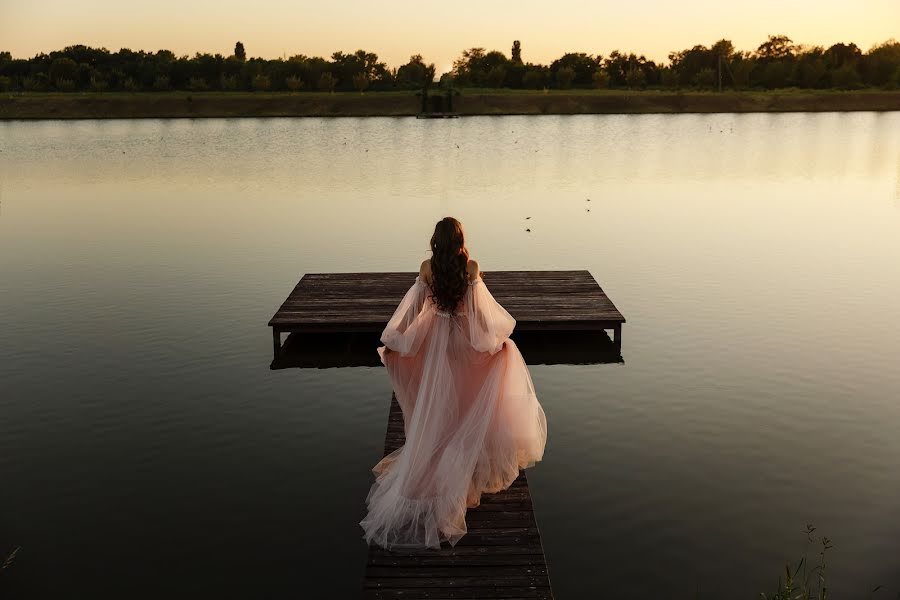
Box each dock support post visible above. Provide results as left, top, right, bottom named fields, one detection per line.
left=612, top=324, right=622, bottom=350
left=272, top=328, right=281, bottom=357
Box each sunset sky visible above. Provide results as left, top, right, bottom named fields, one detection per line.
left=2, top=0, right=898, bottom=73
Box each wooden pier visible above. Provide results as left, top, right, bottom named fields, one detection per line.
left=415, top=112, right=460, bottom=119
left=363, top=395, right=554, bottom=599
left=269, top=270, right=625, bottom=360
left=267, top=270, right=626, bottom=598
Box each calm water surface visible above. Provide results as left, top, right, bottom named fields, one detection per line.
left=1, top=113, right=899, bottom=598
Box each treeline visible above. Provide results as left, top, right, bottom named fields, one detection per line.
left=454, top=37, right=900, bottom=91
left=1, top=36, right=899, bottom=93
left=0, top=44, right=434, bottom=93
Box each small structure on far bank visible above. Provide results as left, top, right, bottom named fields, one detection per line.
left=417, top=86, right=460, bottom=119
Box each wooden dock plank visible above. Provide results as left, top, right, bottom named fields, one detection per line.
left=362, top=396, right=554, bottom=599
left=269, top=270, right=625, bottom=331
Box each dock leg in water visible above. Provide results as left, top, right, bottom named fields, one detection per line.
left=272, top=328, right=282, bottom=357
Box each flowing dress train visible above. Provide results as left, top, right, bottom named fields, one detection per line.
left=360, top=274, right=547, bottom=549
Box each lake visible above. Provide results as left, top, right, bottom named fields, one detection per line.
left=1, top=113, right=899, bottom=598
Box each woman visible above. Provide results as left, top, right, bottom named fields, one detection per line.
left=360, top=217, right=547, bottom=550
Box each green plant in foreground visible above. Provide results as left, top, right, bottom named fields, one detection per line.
left=759, top=524, right=864, bottom=600
left=759, top=524, right=820, bottom=600
left=1, top=546, right=20, bottom=576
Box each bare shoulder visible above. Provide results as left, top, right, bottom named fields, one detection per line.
left=419, top=258, right=432, bottom=283
left=466, top=258, right=481, bottom=280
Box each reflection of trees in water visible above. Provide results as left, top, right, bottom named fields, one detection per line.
left=517, top=112, right=900, bottom=186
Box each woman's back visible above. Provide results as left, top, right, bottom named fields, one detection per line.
left=419, top=257, right=480, bottom=314
left=361, top=249, right=547, bottom=550
left=419, top=257, right=480, bottom=286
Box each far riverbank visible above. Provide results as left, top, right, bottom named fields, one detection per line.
left=1, top=89, right=899, bottom=120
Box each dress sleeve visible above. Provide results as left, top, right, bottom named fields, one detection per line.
left=380, top=276, right=430, bottom=356
left=464, top=276, right=516, bottom=354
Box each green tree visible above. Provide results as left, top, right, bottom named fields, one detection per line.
left=659, top=67, right=677, bottom=87
left=452, top=48, right=508, bottom=87
left=56, top=78, right=75, bottom=91
left=522, top=69, right=544, bottom=89
left=668, top=45, right=714, bottom=85
left=285, top=75, right=304, bottom=91
left=731, top=57, right=755, bottom=88
left=234, top=42, right=246, bottom=62
left=89, top=75, right=108, bottom=91
left=152, top=74, right=170, bottom=91
left=504, top=61, right=525, bottom=88
left=831, top=64, right=862, bottom=88
left=352, top=72, right=369, bottom=92
left=318, top=71, right=337, bottom=92
left=592, top=69, right=610, bottom=89
left=551, top=52, right=599, bottom=87
left=396, top=54, right=436, bottom=89
left=711, top=39, right=736, bottom=61
left=889, top=65, right=900, bottom=89
left=761, top=61, right=790, bottom=88
left=626, top=66, right=646, bottom=88
left=860, top=40, right=900, bottom=86
left=604, top=51, right=657, bottom=87
left=694, top=67, right=716, bottom=88
left=452, top=47, right=485, bottom=86
left=188, top=77, right=209, bottom=91
left=825, top=42, right=861, bottom=69
left=486, top=65, right=506, bottom=88
left=330, top=50, right=387, bottom=91
left=221, top=75, right=241, bottom=91
left=511, top=40, right=522, bottom=64
left=23, top=73, right=49, bottom=91
left=756, top=35, right=795, bottom=61
left=48, top=57, right=78, bottom=86
left=797, top=57, right=826, bottom=88
left=556, top=66, right=575, bottom=89
left=252, top=74, right=270, bottom=91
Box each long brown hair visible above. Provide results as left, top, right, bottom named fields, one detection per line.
left=429, top=217, right=469, bottom=312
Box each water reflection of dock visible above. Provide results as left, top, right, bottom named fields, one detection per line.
left=271, top=329, right=622, bottom=369
left=267, top=271, right=625, bottom=599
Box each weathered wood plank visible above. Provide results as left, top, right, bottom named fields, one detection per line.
left=367, top=552, right=547, bottom=566
left=362, top=395, right=553, bottom=599
left=269, top=270, right=625, bottom=334
left=363, top=588, right=554, bottom=599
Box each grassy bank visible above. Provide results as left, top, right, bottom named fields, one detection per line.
left=1, top=89, right=899, bottom=119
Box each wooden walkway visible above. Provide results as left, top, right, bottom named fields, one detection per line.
left=269, top=270, right=625, bottom=359
left=266, top=270, right=626, bottom=597
left=363, top=395, right=554, bottom=599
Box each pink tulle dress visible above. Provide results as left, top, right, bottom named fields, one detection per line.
left=360, top=272, right=548, bottom=550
